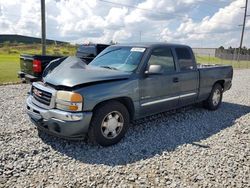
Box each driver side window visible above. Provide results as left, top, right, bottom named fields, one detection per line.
left=148, top=47, right=176, bottom=73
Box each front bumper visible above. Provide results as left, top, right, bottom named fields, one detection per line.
left=26, top=96, right=92, bottom=139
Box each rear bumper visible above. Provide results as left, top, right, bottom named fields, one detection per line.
left=18, top=71, right=40, bottom=83
left=26, top=96, right=92, bottom=139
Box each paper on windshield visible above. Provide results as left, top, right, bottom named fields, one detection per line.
left=130, top=47, right=146, bottom=52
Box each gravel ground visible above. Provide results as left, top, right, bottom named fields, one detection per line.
left=0, top=69, right=249, bottom=187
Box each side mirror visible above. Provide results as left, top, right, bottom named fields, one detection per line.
left=145, top=64, right=163, bottom=75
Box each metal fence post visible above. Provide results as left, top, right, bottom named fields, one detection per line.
left=248, top=54, right=249, bottom=69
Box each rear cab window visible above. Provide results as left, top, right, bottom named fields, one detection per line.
left=175, top=47, right=195, bottom=71
left=76, top=45, right=96, bottom=58
left=96, top=44, right=109, bottom=54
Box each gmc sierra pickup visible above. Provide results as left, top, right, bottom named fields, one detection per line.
left=26, top=43, right=233, bottom=146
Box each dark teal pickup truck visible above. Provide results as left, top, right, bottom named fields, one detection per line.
left=26, top=43, right=233, bottom=146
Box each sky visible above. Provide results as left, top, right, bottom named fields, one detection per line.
left=0, top=0, right=249, bottom=48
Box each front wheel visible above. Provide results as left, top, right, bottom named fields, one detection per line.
left=88, top=101, right=130, bottom=146
left=203, top=83, right=223, bottom=110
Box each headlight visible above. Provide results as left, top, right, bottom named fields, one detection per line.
left=56, top=91, right=83, bottom=112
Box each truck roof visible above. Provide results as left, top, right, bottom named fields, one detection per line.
left=114, top=42, right=190, bottom=49
left=79, top=43, right=109, bottom=47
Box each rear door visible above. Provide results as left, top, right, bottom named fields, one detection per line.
left=139, top=47, right=180, bottom=116
left=174, top=47, right=199, bottom=105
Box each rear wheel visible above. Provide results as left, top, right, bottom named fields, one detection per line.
left=203, top=83, right=223, bottom=110
left=88, top=101, right=130, bottom=146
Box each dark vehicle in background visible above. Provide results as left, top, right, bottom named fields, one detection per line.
left=26, top=42, right=233, bottom=146
left=18, top=43, right=109, bottom=82
left=76, top=43, right=109, bottom=63
left=18, top=55, right=62, bottom=82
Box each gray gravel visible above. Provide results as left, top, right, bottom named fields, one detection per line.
left=0, top=69, right=250, bottom=187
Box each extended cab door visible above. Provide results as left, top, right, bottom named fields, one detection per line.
left=173, top=47, right=199, bottom=106
left=139, top=47, right=180, bottom=116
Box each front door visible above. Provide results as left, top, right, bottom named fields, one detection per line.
left=139, top=47, right=180, bottom=116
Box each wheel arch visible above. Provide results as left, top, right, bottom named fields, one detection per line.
left=92, top=97, right=135, bottom=121
left=213, top=80, right=225, bottom=90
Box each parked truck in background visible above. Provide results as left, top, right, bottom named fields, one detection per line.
left=18, top=43, right=109, bottom=82
left=26, top=42, right=233, bottom=146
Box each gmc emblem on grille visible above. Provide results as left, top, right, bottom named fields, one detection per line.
left=33, top=88, right=42, bottom=97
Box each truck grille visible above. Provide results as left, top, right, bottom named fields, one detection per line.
left=32, top=86, right=52, bottom=106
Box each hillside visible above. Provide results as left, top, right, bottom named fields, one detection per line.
left=0, top=34, right=68, bottom=45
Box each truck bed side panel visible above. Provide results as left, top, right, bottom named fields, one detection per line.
left=198, top=65, right=233, bottom=101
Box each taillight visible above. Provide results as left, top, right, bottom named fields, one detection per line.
left=33, top=59, right=42, bottom=73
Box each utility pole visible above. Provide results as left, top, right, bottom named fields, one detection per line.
left=139, top=31, right=142, bottom=42
left=41, top=0, right=46, bottom=55
left=238, top=0, right=249, bottom=61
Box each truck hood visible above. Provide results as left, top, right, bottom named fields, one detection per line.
left=44, top=56, right=131, bottom=87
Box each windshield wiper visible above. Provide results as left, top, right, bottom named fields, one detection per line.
left=100, top=66, right=118, bottom=70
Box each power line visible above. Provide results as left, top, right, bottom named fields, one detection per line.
left=2, top=0, right=247, bottom=44
left=197, top=0, right=228, bottom=9
left=194, top=1, right=244, bottom=18
left=99, top=0, right=184, bottom=18
left=1, top=1, right=241, bottom=28
left=98, top=0, right=238, bottom=27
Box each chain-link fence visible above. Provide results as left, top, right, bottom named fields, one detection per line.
left=216, top=52, right=250, bottom=61
left=194, top=52, right=250, bottom=69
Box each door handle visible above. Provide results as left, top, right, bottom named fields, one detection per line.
left=173, top=77, right=179, bottom=83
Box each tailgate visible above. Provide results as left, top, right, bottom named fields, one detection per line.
left=20, top=54, right=34, bottom=76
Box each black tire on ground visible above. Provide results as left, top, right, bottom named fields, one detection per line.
left=203, top=83, right=223, bottom=111
left=88, top=101, right=130, bottom=146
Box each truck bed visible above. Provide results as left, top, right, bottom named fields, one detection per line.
left=18, top=54, right=62, bottom=82
left=197, top=64, right=233, bottom=101
left=197, top=63, right=230, bottom=69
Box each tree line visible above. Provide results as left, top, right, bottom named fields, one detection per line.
left=218, top=46, right=250, bottom=55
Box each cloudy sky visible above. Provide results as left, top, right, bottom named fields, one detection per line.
left=0, top=0, right=249, bottom=47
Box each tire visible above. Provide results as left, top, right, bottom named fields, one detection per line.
left=88, top=101, right=130, bottom=146
left=203, top=83, right=223, bottom=111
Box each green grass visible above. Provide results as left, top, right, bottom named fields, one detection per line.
left=0, top=44, right=77, bottom=56
left=196, top=55, right=250, bottom=69
left=0, top=44, right=77, bottom=84
left=0, top=54, right=20, bottom=83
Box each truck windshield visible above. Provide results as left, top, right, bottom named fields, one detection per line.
left=89, top=46, right=146, bottom=72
